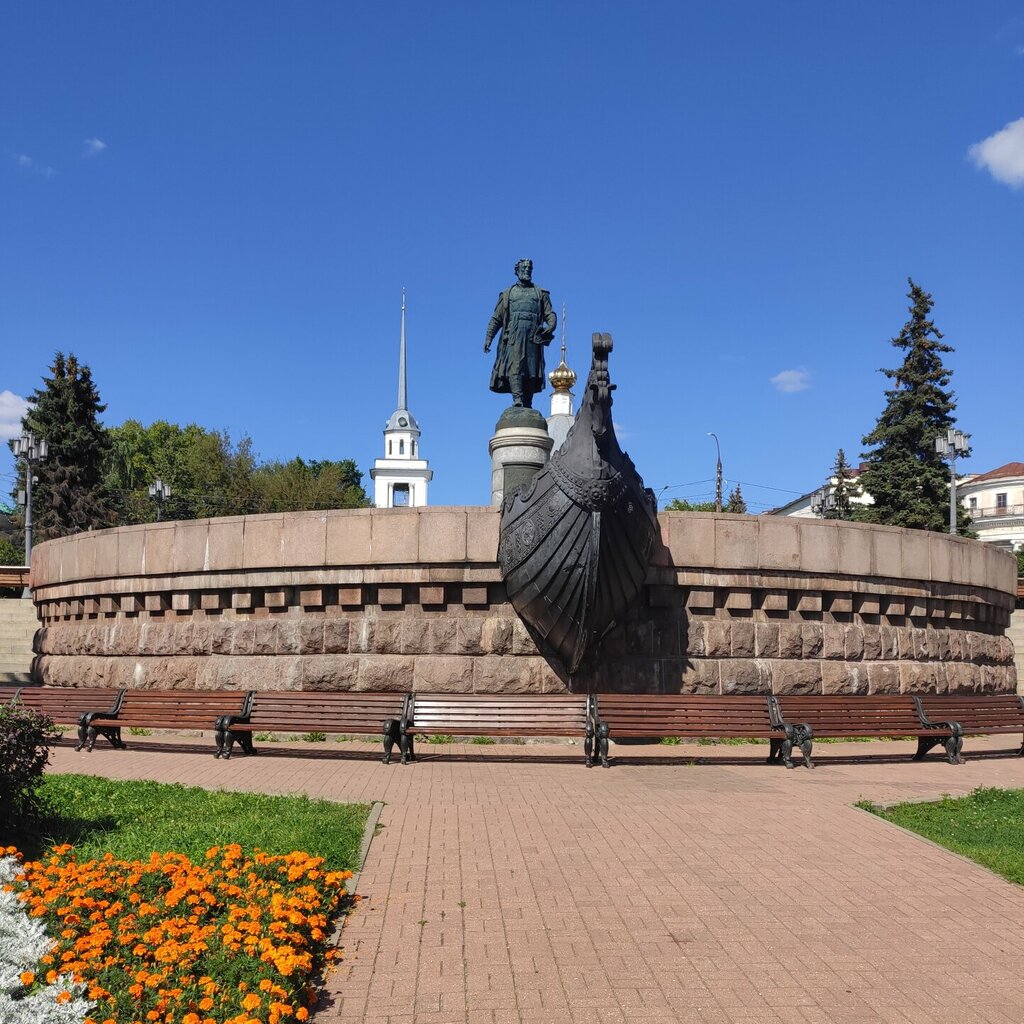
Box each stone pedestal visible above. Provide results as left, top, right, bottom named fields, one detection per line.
left=488, top=407, right=553, bottom=506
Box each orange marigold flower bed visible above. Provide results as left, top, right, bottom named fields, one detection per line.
left=11, top=843, right=352, bottom=1024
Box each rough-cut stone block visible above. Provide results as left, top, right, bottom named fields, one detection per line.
left=413, top=654, right=475, bottom=693
left=419, top=586, right=445, bottom=607
left=511, top=618, right=536, bottom=655
left=371, top=620, right=403, bottom=655
left=715, top=517, right=758, bottom=570
left=899, top=661, right=938, bottom=693
left=680, top=658, right=721, bottom=694
left=482, top=618, right=514, bottom=655
left=844, top=625, right=865, bottom=660
left=778, top=623, right=802, bottom=659
left=298, top=621, right=324, bottom=654
left=326, top=510, right=372, bottom=564
left=473, top=656, right=540, bottom=693
left=704, top=622, right=730, bottom=658
left=771, top=660, right=821, bottom=695
left=428, top=617, right=459, bottom=654
left=457, top=619, right=484, bottom=655
left=282, top=512, right=327, bottom=566
left=730, top=621, right=754, bottom=658
left=302, top=655, right=359, bottom=692
left=822, top=662, right=867, bottom=695
left=323, top=619, right=350, bottom=654
left=357, top=654, right=414, bottom=691
left=756, top=517, right=801, bottom=570
left=685, top=619, right=705, bottom=657
left=253, top=620, right=279, bottom=655
left=821, top=624, right=845, bottom=659
left=754, top=622, right=779, bottom=658
left=721, top=660, right=769, bottom=694
left=801, top=623, right=823, bottom=658
left=232, top=622, right=256, bottom=656
left=462, top=586, right=488, bottom=608
left=419, top=508, right=468, bottom=563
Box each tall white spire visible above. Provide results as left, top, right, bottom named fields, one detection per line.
left=397, top=287, right=408, bottom=412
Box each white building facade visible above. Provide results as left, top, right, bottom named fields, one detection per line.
left=370, top=291, right=433, bottom=508
left=959, top=463, right=1024, bottom=553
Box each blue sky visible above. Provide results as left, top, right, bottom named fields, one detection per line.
left=2, top=1, right=1022, bottom=512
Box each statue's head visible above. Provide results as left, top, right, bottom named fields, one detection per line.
left=515, top=258, right=533, bottom=283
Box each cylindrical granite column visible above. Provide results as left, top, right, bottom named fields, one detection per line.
left=488, top=407, right=554, bottom=506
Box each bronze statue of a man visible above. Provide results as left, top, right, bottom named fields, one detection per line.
left=484, top=259, right=556, bottom=408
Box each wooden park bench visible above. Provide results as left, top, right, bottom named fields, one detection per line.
left=400, top=693, right=595, bottom=766
left=769, top=694, right=962, bottom=767
left=4, top=686, right=124, bottom=739
left=591, top=693, right=788, bottom=767
left=916, top=693, right=1024, bottom=761
left=216, top=690, right=411, bottom=763
left=0, top=684, right=24, bottom=704
left=80, top=689, right=250, bottom=752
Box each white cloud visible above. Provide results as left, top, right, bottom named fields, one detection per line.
left=968, top=117, right=1024, bottom=188
left=0, top=391, right=30, bottom=440
left=770, top=369, right=811, bottom=394
left=83, top=137, right=107, bottom=157
left=11, top=152, right=55, bottom=178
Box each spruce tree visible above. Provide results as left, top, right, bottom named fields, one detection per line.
left=17, top=353, right=114, bottom=541
left=824, top=448, right=857, bottom=521
left=725, top=483, right=747, bottom=514
left=856, top=280, right=970, bottom=533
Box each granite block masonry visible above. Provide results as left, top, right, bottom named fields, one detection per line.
left=28, top=508, right=1019, bottom=696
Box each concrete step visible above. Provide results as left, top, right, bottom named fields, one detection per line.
left=0, top=671, right=32, bottom=684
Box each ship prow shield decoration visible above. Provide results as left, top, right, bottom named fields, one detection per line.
left=497, top=333, right=659, bottom=676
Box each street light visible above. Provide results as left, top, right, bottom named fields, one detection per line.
left=934, top=427, right=969, bottom=535
left=707, top=432, right=723, bottom=513
left=811, top=486, right=836, bottom=518
left=148, top=479, right=173, bottom=522
left=11, top=430, right=48, bottom=598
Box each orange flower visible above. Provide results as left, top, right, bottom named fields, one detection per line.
left=19, top=971, right=35, bottom=986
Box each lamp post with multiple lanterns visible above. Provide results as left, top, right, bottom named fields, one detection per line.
left=148, top=479, right=173, bottom=522
left=11, top=430, right=48, bottom=598
left=707, top=432, right=723, bottom=513
left=934, top=427, right=969, bottom=536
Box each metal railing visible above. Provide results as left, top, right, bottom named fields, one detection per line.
left=0, top=566, right=29, bottom=589
left=969, top=503, right=1024, bottom=520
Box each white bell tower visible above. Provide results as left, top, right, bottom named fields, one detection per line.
left=371, top=289, right=433, bottom=507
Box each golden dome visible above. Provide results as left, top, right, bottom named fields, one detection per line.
left=549, top=356, right=576, bottom=392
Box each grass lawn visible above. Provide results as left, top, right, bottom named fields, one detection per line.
left=4, top=773, right=370, bottom=869
left=862, top=786, right=1024, bottom=886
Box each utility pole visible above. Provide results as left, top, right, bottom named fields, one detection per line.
left=708, top=432, right=723, bottom=512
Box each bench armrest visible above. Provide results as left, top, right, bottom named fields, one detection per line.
left=911, top=697, right=962, bottom=737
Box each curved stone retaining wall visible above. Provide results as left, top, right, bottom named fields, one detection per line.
left=29, top=508, right=1019, bottom=695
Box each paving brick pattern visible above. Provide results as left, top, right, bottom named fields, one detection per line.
left=47, top=735, right=1024, bottom=1023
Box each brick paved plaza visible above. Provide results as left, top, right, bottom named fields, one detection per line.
left=48, top=736, right=1024, bottom=1024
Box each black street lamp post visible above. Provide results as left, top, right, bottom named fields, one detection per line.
left=12, top=430, right=48, bottom=598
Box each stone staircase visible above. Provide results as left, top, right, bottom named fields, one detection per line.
left=1010, top=609, right=1024, bottom=696
left=0, top=598, right=38, bottom=683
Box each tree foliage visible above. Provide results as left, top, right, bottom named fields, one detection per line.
left=855, top=280, right=970, bottom=533
left=725, top=484, right=747, bottom=514
left=665, top=498, right=717, bottom=511
left=823, top=448, right=858, bottom=521
left=1016, top=545, right=1024, bottom=579
left=15, top=353, right=113, bottom=542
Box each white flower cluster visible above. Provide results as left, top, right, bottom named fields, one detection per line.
left=0, top=856, right=93, bottom=1024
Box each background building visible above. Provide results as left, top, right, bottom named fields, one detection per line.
left=370, top=291, right=433, bottom=508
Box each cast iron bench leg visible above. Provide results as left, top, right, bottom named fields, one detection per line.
left=383, top=719, right=400, bottom=764
left=782, top=723, right=813, bottom=769
left=400, top=732, right=416, bottom=765
left=583, top=728, right=594, bottom=768
left=767, top=738, right=783, bottom=764
left=597, top=723, right=610, bottom=768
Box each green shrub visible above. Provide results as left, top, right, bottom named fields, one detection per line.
left=0, top=704, right=58, bottom=831
left=471, top=736, right=495, bottom=745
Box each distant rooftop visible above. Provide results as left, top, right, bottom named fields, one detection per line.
left=965, top=462, right=1024, bottom=485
